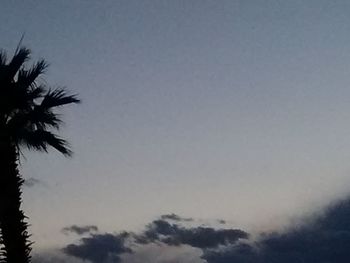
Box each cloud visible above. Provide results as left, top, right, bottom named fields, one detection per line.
left=62, top=225, right=98, bottom=235
left=202, top=197, right=350, bottom=263
left=63, top=232, right=132, bottom=263
left=60, top=200, right=350, bottom=263
left=62, top=214, right=247, bottom=262
left=160, top=213, right=193, bottom=222
left=23, top=177, right=42, bottom=187
left=138, top=219, right=248, bottom=249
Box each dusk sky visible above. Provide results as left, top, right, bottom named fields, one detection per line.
left=2, top=1, right=350, bottom=262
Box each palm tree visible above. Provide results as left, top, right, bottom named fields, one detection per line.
left=0, top=47, right=80, bottom=263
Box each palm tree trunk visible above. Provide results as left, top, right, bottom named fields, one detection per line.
left=0, top=141, right=31, bottom=263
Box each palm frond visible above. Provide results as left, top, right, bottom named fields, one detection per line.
left=8, top=107, right=62, bottom=131
left=0, top=51, right=8, bottom=81
left=2, top=86, right=35, bottom=114
left=17, top=129, right=72, bottom=156
left=27, top=85, right=45, bottom=100
left=41, top=88, right=80, bottom=108
left=0, top=50, right=7, bottom=66
left=32, top=106, right=62, bottom=129
left=7, top=47, right=31, bottom=79
left=17, top=60, right=48, bottom=88
left=2, top=85, right=45, bottom=114
left=1, top=46, right=79, bottom=157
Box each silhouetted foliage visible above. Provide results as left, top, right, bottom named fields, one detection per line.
left=0, top=47, right=79, bottom=263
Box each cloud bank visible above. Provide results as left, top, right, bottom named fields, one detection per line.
left=61, top=215, right=247, bottom=263
left=203, top=197, right=350, bottom=263
left=34, top=197, right=350, bottom=263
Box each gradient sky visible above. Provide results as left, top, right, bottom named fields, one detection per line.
left=2, top=0, right=350, bottom=250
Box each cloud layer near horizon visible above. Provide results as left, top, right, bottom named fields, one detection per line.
left=203, top=197, right=350, bottom=263
left=33, top=196, right=350, bottom=263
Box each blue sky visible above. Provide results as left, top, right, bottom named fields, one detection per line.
left=2, top=1, right=350, bottom=257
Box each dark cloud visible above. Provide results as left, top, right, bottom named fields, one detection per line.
left=62, top=217, right=247, bottom=262
left=63, top=232, right=132, bottom=263
left=138, top=219, right=248, bottom=249
left=62, top=197, right=350, bottom=263
left=62, top=225, right=98, bottom=235
left=160, top=213, right=193, bottom=222
left=203, top=197, right=350, bottom=263
left=23, top=177, right=42, bottom=187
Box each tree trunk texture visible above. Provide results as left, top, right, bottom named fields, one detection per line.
left=0, top=141, right=31, bottom=263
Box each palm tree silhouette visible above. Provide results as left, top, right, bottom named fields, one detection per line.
left=0, top=47, right=79, bottom=263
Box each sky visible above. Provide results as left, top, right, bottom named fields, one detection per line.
left=2, top=0, right=350, bottom=261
